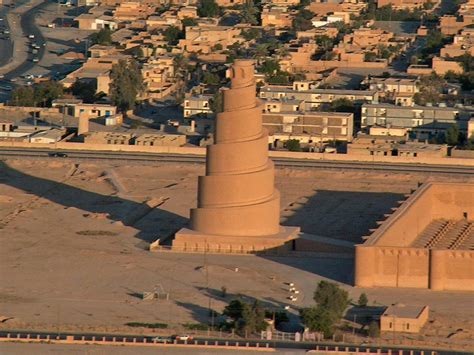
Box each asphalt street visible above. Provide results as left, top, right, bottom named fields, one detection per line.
left=0, top=330, right=471, bottom=354
left=2, top=0, right=49, bottom=81
left=0, top=6, right=13, bottom=68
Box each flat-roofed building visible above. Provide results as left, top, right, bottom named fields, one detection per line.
left=83, top=131, right=133, bottom=144
left=260, top=86, right=378, bottom=110
left=52, top=99, right=117, bottom=119
left=361, top=103, right=473, bottom=139
left=134, top=133, right=186, bottom=146
left=263, top=111, right=354, bottom=146
left=183, top=95, right=213, bottom=118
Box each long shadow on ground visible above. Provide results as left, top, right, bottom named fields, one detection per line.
left=0, top=161, right=187, bottom=242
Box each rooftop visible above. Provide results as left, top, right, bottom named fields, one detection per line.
left=382, top=305, right=428, bottom=319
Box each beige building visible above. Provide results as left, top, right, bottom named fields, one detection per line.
left=380, top=305, right=430, bottom=333
left=134, top=133, right=186, bottom=146
left=179, top=25, right=243, bottom=54
left=260, top=85, right=379, bottom=110
left=377, top=0, right=427, bottom=9
left=361, top=103, right=472, bottom=139
left=83, top=131, right=133, bottom=144
left=263, top=111, right=354, bottom=146
left=261, top=6, right=295, bottom=28
left=61, top=56, right=130, bottom=94
left=183, top=95, right=213, bottom=118
left=347, top=136, right=448, bottom=158
left=308, top=0, right=367, bottom=16
left=52, top=99, right=118, bottom=119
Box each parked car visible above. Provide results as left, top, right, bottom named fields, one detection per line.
left=174, top=335, right=193, bottom=341
left=152, top=336, right=172, bottom=343
left=48, top=152, right=68, bottom=158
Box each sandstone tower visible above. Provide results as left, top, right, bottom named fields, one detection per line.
left=173, top=60, right=299, bottom=253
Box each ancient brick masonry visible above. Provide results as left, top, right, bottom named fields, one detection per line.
left=173, top=59, right=299, bottom=253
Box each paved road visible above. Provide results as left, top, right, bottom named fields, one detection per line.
left=0, top=148, right=473, bottom=175
left=0, top=5, right=14, bottom=68
left=0, top=330, right=470, bottom=354
left=2, top=0, right=48, bottom=81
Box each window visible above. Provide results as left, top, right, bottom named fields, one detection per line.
left=389, top=322, right=392, bottom=329
left=407, top=324, right=410, bottom=330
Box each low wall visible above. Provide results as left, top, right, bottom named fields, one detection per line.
left=1, top=141, right=474, bottom=167
left=451, top=149, right=474, bottom=159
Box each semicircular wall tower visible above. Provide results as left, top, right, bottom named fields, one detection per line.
left=173, top=60, right=299, bottom=253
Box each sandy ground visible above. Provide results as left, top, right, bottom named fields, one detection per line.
left=0, top=158, right=473, bottom=350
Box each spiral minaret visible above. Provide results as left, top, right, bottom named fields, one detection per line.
left=173, top=60, right=299, bottom=253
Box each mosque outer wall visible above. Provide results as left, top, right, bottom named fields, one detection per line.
left=355, top=183, right=474, bottom=292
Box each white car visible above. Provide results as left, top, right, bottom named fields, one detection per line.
left=174, top=335, right=193, bottom=341
left=28, top=34, right=35, bottom=39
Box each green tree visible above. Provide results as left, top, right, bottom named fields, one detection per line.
left=203, top=72, right=220, bottom=86
left=316, top=35, right=334, bottom=51
left=260, top=59, right=280, bottom=75
left=223, top=299, right=245, bottom=321
left=445, top=124, right=460, bottom=146
left=242, top=28, right=262, bottom=41
left=358, top=293, right=368, bottom=307
left=198, top=0, right=220, bottom=18
left=90, top=28, right=113, bottom=45
left=313, top=281, right=350, bottom=320
left=182, top=17, right=198, bottom=27
left=34, top=81, right=64, bottom=106
left=292, top=9, right=314, bottom=31
left=70, top=80, right=97, bottom=103
left=209, top=90, right=223, bottom=114
left=110, top=59, right=143, bottom=112
left=328, top=98, right=354, bottom=113
left=300, top=306, right=334, bottom=337
left=364, top=52, right=377, bottom=62
left=368, top=321, right=380, bottom=338
left=285, top=139, right=301, bottom=152
left=414, top=73, right=445, bottom=105
left=163, top=26, right=182, bottom=44
left=240, top=0, right=259, bottom=25
left=11, top=86, right=35, bottom=106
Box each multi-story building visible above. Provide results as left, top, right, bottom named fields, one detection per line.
left=377, top=0, right=427, bottom=10
left=263, top=111, right=354, bottom=146
left=361, top=103, right=474, bottom=139
left=261, top=6, right=295, bottom=28
left=52, top=99, right=118, bottom=119
left=178, top=25, right=243, bottom=54
left=259, top=85, right=379, bottom=110
left=183, top=95, right=213, bottom=118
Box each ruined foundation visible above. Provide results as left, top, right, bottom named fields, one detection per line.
left=172, top=60, right=299, bottom=253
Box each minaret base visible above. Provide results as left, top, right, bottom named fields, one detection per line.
left=170, top=226, right=300, bottom=254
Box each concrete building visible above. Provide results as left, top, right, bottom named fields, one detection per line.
left=361, top=103, right=473, bottom=139
left=261, top=6, right=295, bottom=28
left=380, top=305, right=430, bottom=333
left=61, top=56, right=130, bottom=94
left=134, top=133, right=186, bottom=146
left=83, top=131, right=133, bottom=144
left=52, top=99, right=118, bottom=119
left=260, top=86, right=378, bottom=110
left=347, top=136, right=448, bottom=158
left=172, top=60, right=299, bottom=253
left=263, top=111, right=354, bottom=146
left=355, top=182, right=474, bottom=292
left=377, top=0, right=428, bottom=10
left=178, top=25, right=243, bottom=54
left=183, top=95, right=213, bottom=118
